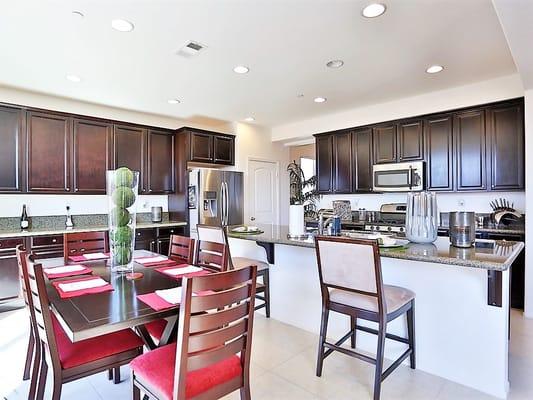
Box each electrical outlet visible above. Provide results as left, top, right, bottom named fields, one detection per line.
left=458, top=199, right=465, bottom=207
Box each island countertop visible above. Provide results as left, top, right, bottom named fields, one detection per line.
left=228, top=224, right=524, bottom=271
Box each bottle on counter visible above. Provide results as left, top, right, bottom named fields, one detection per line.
left=65, top=206, right=74, bottom=228
left=20, top=204, right=29, bottom=230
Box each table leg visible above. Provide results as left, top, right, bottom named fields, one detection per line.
left=159, top=315, right=179, bottom=346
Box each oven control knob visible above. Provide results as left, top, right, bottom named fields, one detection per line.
left=387, top=226, right=392, bottom=232
left=399, top=227, right=404, bottom=232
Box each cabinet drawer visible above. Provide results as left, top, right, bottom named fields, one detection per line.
left=157, top=226, right=183, bottom=238
left=0, top=238, right=25, bottom=254
left=31, top=235, right=63, bottom=247
left=135, top=229, right=157, bottom=241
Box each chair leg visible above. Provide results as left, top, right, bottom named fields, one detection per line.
left=407, top=300, right=416, bottom=369
left=350, top=315, right=357, bottom=349
left=240, top=384, right=251, bottom=400
left=373, top=321, right=386, bottom=400
left=316, top=305, right=330, bottom=377
left=107, top=369, right=113, bottom=380
left=263, top=269, right=271, bottom=318
left=23, top=328, right=35, bottom=380
left=132, top=377, right=141, bottom=400
left=51, top=368, right=62, bottom=400
left=113, top=366, right=121, bottom=384
left=36, top=345, right=48, bottom=400
left=28, top=336, right=41, bottom=400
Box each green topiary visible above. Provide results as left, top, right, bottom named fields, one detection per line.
left=113, top=245, right=132, bottom=265
left=115, top=167, right=134, bottom=188
left=110, top=207, right=130, bottom=227
left=110, top=226, right=133, bottom=245
left=112, top=186, right=136, bottom=209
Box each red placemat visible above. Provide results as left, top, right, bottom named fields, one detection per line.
left=155, top=264, right=210, bottom=280
left=52, top=276, right=113, bottom=299
left=137, top=292, right=176, bottom=311
left=44, top=265, right=92, bottom=279
left=68, top=252, right=110, bottom=262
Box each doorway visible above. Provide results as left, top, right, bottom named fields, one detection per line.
left=247, top=158, right=280, bottom=225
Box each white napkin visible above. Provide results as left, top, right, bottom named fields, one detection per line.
left=136, top=255, right=168, bottom=264
left=163, top=266, right=203, bottom=276
left=83, top=252, right=107, bottom=260
left=58, top=278, right=108, bottom=292
left=44, top=265, right=86, bottom=274
left=155, top=287, right=197, bottom=304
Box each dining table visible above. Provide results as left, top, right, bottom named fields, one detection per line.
left=43, top=250, right=186, bottom=348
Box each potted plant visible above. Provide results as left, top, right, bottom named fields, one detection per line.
left=287, top=160, right=321, bottom=235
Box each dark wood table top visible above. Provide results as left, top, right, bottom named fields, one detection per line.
left=45, top=251, right=181, bottom=342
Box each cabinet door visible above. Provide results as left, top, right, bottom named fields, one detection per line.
left=73, top=119, right=112, bottom=194
left=190, top=132, right=214, bottom=163
left=213, top=135, right=234, bottom=165
left=0, top=106, right=24, bottom=192
left=425, top=115, right=453, bottom=191
left=332, top=132, right=352, bottom=193
left=27, top=112, right=71, bottom=193
left=454, top=110, right=487, bottom=191
left=113, top=125, right=146, bottom=193
left=373, top=124, right=397, bottom=163
left=352, top=128, right=373, bottom=192
left=157, top=237, right=170, bottom=256
left=0, top=238, right=24, bottom=302
left=315, top=135, right=333, bottom=193
left=487, top=102, right=524, bottom=190
left=398, top=119, right=424, bottom=161
left=147, top=130, right=175, bottom=194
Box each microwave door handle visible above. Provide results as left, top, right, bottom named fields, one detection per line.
left=408, top=166, right=413, bottom=190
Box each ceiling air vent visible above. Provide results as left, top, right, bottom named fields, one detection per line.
left=177, top=41, right=207, bottom=57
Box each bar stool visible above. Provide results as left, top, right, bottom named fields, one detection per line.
left=196, top=224, right=271, bottom=317
left=314, top=236, right=416, bottom=400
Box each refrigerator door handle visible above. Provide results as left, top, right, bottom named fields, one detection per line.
left=220, top=182, right=225, bottom=225
left=223, top=181, right=229, bottom=226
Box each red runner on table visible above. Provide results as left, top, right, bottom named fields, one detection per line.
left=52, top=276, right=114, bottom=299
left=44, top=265, right=92, bottom=279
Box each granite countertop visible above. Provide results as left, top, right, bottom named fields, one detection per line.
left=0, top=221, right=187, bottom=239
left=228, top=224, right=524, bottom=271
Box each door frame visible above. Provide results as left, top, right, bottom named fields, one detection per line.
left=246, top=157, right=281, bottom=226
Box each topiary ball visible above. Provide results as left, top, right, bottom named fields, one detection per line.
left=110, top=207, right=130, bottom=227
left=113, top=245, right=132, bottom=265
left=115, top=167, right=134, bottom=188
left=110, top=226, right=133, bottom=246
left=112, top=186, right=136, bottom=209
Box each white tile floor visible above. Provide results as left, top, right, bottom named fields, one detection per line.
left=1, top=304, right=533, bottom=400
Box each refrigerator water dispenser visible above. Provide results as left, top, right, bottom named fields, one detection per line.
left=203, top=191, right=218, bottom=218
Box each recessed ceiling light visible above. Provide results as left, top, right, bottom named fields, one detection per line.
left=66, top=74, right=81, bottom=83
left=426, top=65, right=444, bottom=74
left=362, top=3, right=386, bottom=18
left=326, top=60, right=344, bottom=68
left=167, top=99, right=181, bottom=104
left=72, top=10, right=84, bottom=18
left=111, top=19, right=134, bottom=32
left=244, top=117, right=255, bottom=122
left=233, top=65, right=249, bottom=74
left=314, top=97, right=327, bottom=103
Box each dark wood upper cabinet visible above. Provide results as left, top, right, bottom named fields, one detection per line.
left=316, top=135, right=333, bottom=193
left=487, top=102, right=524, bottom=190
left=398, top=119, right=424, bottom=161
left=425, top=115, right=453, bottom=191
left=146, top=130, right=175, bottom=194
left=213, top=135, right=234, bottom=165
left=113, top=125, right=146, bottom=192
left=190, top=132, right=214, bottom=163
left=0, top=106, right=24, bottom=192
left=73, top=119, right=112, bottom=194
left=373, top=124, right=397, bottom=164
left=332, top=132, right=352, bottom=193
left=352, top=128, right=373, bottom=192
left=26, top=112, right=71, bottom=193
left=454, top=109, right=487, bottom=191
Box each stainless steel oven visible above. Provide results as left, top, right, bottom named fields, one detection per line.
left=372, top=161, right=425, bottom=192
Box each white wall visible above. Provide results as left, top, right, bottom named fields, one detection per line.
left=272, top=74, right=524, bottom=141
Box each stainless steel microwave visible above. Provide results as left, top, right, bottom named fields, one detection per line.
left=372, top=161, right=425, bottom=192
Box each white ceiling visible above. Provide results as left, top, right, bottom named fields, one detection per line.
left=0, top=0, right=517, bottom=127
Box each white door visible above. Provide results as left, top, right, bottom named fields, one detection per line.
left=248, top=159, right=279, bottom=224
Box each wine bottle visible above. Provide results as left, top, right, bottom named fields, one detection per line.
left=20, top=204, right=29, bottom=230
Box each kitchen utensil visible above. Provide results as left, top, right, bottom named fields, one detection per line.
left=405, top=192, right=438, bottom=244
left=449, top=211, right=476, bottom=248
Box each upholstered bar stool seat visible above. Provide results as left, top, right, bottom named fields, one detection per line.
left=232, top=256, right=269, bottom=272
left=329, top=285, right=415, bottom=314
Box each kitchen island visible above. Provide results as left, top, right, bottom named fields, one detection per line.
left=228, top=224, right=524, bottom=399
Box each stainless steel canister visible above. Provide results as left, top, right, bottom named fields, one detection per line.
left=449, top=211, right=476, bottom=248
left=151, top=206, right=163, bottom=223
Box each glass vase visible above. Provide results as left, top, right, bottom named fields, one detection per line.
left=405, top=191, right=438, bottom=244
left=107, top=168, right=139, bottom=273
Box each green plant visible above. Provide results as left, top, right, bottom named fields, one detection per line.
left=287, top=160, right=321, bottom=218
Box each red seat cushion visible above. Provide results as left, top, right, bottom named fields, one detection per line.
left=130, top=343, right=242, bottom=400
left=51, top=314, right=143, bottom=369
left=145, top=319, right=168, bottom=341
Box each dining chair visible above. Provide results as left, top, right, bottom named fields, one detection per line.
left=195, top=239, right=229, bottom=273
left=197, top=224, right=271, bottom=317
left=138, top=235, right=197, bottom=350
left=131, top=264, right=258, bottom=400
left=24, top=253, right=144, bottom=400
left=314, top=236, right=416, bottom=400
left=63, top=231, right=109, bottom=263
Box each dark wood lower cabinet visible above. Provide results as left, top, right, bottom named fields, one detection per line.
left=134, top=226, right=185, bottom=254
left=30, top=235, right=64, bottom=259
left=0, top=238, right=24, bottom=302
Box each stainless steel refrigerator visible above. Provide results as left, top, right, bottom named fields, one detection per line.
left=189, top=169, right=244, bottom=234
